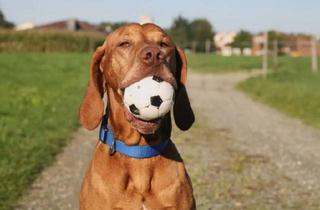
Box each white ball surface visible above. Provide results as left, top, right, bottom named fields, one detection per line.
left=123, top=76, right=174, bottom=121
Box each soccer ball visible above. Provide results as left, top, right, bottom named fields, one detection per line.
left=123, top=76, right=174, bottom=121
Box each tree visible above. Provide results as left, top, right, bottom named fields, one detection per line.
left=167, top=16, right=191, bottom=49
left=0, top=10, right=14, bottom=29
left=231, top=30, right=252, bottom=51
left=189, top=19, right=214, bottom=52
left=268, top=30, right=285, bottom=50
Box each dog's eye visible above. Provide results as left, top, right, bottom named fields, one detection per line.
left=160, top=41, right=169, bottom=48
left=118, top=41, right=130, bottom=48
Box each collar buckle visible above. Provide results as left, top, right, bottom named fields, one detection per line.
left=108, top=135, right=116, bottom=155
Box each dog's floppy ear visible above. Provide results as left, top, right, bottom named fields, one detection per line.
left=173, top=48, right=195, bottom=130
left=79, top=46, right=105, bottom=130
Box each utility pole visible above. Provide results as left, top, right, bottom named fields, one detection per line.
left=311, top=37, right=318, bottom=73
left=205, top=40, right=211, bottom=53
left=263, top=31, right=268, bottom=76
left=273, top=39, right=278, bottom=69
left=192, top=41, right=197, bottom=53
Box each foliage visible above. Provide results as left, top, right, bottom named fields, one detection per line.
left=0, top=30, right=105, bottom=52
left=231, top=30, right=252, bottom=50
left=167, top=16, right=191, bottom=49
left=239, top=56, right=320, bottom=128
left=168, top=16, right=214, bottom=52
left=187, top=53, right=261, bottom=73
left=268, top=30, right=286, bottom=50
left=189, top=19, right=214, bottom=52
left=0, top=53, right=90, bottom=210
left=0, top=10, right=14, bottom=29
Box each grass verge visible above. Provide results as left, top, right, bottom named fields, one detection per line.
left=187, top=53, right=261, bottom=73
left=239, top=56, right=320, bottom=129
left=0, top=53, right=90, bottom=210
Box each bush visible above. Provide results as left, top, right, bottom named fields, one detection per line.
left=0, top=29, right=105, bottom=52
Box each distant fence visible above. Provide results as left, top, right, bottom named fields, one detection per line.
left=259, top=33, right=320, bottom=73
left=0, top=30, right=105, bottom=53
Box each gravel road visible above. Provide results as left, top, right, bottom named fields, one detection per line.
left=15, top=72, right=320, bottom=210
left=188, top=72, right=320, bottom=191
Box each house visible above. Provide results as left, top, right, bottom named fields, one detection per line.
left=15, top=22, right=35, bottom=31
left=252, top=32, right=320, bottom=57
left=139, top=16, right=153, bottom=25
left=214, top=32, right=252, bottom=56
left=285, top=35, right=320, bottom=57
left=35, top=19, right=99, bottom=32
left=214, top=32, right=237, bottom=56
left=252, top=33, right=265, bottom=56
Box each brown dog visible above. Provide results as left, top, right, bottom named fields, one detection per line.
left=79, top=23, right=195, bottom=210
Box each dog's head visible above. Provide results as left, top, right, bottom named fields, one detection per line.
left=80, top=23, right=194, bottom=134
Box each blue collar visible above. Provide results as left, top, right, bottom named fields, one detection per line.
left=99, top=115, right=170, bottom=159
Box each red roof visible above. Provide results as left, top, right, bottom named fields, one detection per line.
left=36, top=19, right=98, bottom=32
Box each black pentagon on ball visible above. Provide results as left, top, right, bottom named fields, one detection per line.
left=129, top=104, right=140, bottom=115
left=150, top=95, right=163, bottom=108
left=152, top=75, right=163, bottom=83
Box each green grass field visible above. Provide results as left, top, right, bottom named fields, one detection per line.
left=0, top=53, right=90, bottom=210
left=187, top=53, right=261, bottom=73
left=239, top=56, right=320, bottom=128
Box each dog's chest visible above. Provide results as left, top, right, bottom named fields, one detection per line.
left=81, top=145, right=193, bottom=209
left=125, top=165, right=153, bottom=194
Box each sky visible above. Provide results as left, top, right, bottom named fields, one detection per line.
left=1, top=0, right=319, bottom=35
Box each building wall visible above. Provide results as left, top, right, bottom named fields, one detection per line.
left=287, top=36, right=320, bottom=57
left=252, top=34, right=265, bottom=56
left=252, top=33, right=320, bottom=57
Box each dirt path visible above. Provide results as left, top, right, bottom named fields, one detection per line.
left=16, top=72, right=320, bottom=210
left=188, top=72, right=320, bottom=190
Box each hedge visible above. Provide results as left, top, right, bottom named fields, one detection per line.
left=0, top=29, right=105, bottom=52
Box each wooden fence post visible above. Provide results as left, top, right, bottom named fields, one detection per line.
left=192, top=41, right=197, bottom=53
left=263, top=31, right=268, bottom=76
left=205, top=40, right=211, bottom=53
left=311, top=37, right=318, bottom=73
left=273, top=40, right=278, bottom=69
